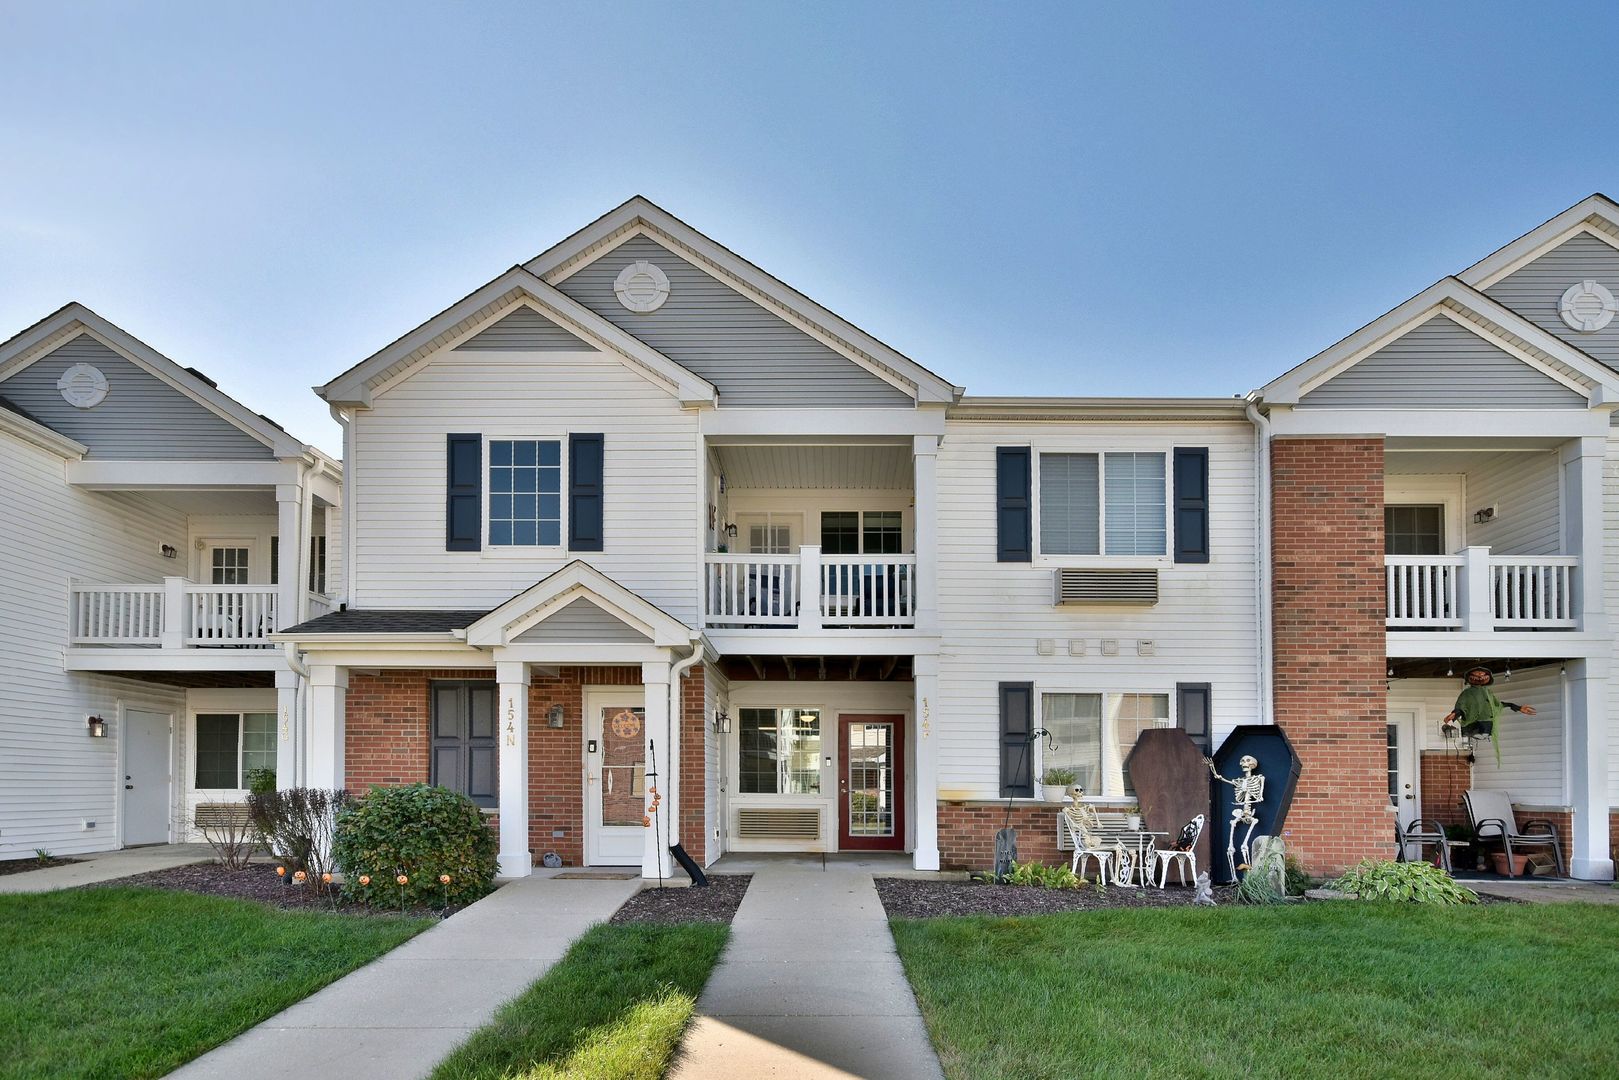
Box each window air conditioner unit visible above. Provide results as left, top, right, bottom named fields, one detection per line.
left=1053, top=568, right=1159, bottom=606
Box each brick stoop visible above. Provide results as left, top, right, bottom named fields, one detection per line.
left=937, top=801, right=1061, bottom=871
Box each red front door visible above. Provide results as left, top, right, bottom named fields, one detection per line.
left=838, top=714, right=905, bottom=851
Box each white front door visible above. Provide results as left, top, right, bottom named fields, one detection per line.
left=1387, top=707, right=1421, bottom=833
left=124, top=710, right=172, bottom=845
left=585, top=688, right=647, bottom=866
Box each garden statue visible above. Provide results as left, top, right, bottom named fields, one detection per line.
left=1192, top=871, right=1216, bottom=906
left=1207, top=754, right=1264, bottom=881
left=1441, top=666, right=1534, bottom=766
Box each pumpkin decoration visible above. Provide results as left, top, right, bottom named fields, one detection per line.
left=396, top=874, right=409, bottom=886
left=358, top=874, right=371, bottom=886
left=439, top=874, right=452, bottom=885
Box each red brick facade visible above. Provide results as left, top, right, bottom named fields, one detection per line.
left=1270, top=437, right=1393, bottom=875
left=1418, top=752, right=1470, bottom=830
left=344, top=663, right=710, bottom=870
left=937, top=802, right=1061, bottom=871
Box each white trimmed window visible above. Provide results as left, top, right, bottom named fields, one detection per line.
left=737, top=707, right=822, bottom=795
left=1038, top=451, right=1167, bottom=557
left=1041, top=692, right=1170, bottom=797
left=489, top=439, right=562, bottom=547
left=194, top=712, right=277, bottom=790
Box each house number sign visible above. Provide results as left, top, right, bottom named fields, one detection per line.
left=505, top=699, right=516, bottom=747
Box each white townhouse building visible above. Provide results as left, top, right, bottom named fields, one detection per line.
left=0, top=304, right=339, bottom=858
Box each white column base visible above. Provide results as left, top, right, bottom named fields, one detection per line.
left=497, top=661, right=533, bottom=879
left=1572, top=856, right=1616, bottom=881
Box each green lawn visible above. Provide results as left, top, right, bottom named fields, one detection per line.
left=0, top=887, right=430, bottom=1080
left=891, top=903, right=1619, bottom=1080
left=430, top=922, right=729, bottom=1080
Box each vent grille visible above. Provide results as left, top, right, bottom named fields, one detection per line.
left=1054, top=568, right=1159, bottom=605
left=737, top=807, right=821, bottom=840
left=194, top=803, right=253, bottom=829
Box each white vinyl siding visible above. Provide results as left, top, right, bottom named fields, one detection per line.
left=935, top=419, right=1259, bottom=802
left=349, top=344, right=700, bottom=619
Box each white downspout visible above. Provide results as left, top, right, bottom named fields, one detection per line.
left=667, top=641, right=704, bottom=852
left=1244, top=395, right=1274, bottom=724
left=282, top=642, right=310, bottom=787
left=328, top=403, right=354, bottom=607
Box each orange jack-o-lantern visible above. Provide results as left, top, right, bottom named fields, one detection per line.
left=293, top=870, right=307, bottom=883
left=358, top=875, right=371, bottom=886
left=321, top=873, right=333, bottom=884
left=276, top=866, right=286, bottom=877
left=439, top=874, right=451, bottom=885
left=396, top=874, right=409, bottom=885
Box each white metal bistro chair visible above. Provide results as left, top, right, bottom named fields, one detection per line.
left=1061, top=804, right=1113, bottom=884
left=1154, top=814, right=1205, bottom=888
left=1463, top=789, right=1565, bottom=877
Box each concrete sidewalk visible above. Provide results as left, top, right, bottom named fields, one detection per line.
left=671, top=856, right=944, bottom=1080
left=0, top=844, right=213, bottom=894
left=168, top=872, right=639, bottom=1080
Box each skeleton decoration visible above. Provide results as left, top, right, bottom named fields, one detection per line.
left=1207, top=754, right=1265, bottom=881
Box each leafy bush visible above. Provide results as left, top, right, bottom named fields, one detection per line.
left=1328, top=859, right=1479, bottom=905
left=1004, top=860, right=1086, bottom=889
left=245, top=768, right=277, bottom=796
left=247, top=787, right=347, bottom=883
left=1041, top=767, right=1077, bottom=787
left=333, top=784, right=496, bottom=907
left=1284, top=854, right=1316, bottom=896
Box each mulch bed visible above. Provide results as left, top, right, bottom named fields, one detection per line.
left=0, top=856, right=81, bottom=877
left=610, top=874, right=751, bottom=925
left=876, top=877, right=1241, bottom=918
left=89, top=862, right=472, bottom=918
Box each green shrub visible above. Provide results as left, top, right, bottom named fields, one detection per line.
left=1041, top=767, right=1077, bottom=788
left=1004, top=860, right=1085, bottom=889
left=245, top=768, right=277, bottom=796
left=333, top=784, right=496, bottom=906
left=1283, top=854, right=1316, bottom=896
left=1328, top=859, right=1478, bottom=905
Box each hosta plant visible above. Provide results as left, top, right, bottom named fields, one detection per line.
left=1005, top=860, right=1086, bottom=890
left=1328, top=858, right=1479, bottom=905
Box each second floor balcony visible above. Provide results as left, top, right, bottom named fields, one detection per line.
left=704, top=547, right=918, bottom=630
left=70, top=577, right=336, bottom=651
left=1385, top=547, right=1577, bottom=631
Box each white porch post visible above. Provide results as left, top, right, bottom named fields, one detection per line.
left=1564, top=657, right=1613, bottom=879
left=1461, top=546, right=1492, bottom=631
left=306, top=665, right=347, bottom=790
left=275, top=483, right=303, bottom=632
left=1563, top=437, right=1606, bottom=636
left=496, top=661, right=532, bottom=878
left=912, top=653, right=941, bottom=871
left=160, top=576, right=187, bottom=650
left=274, top=667, right=300, bottom=791
left=798, top=545, right=823, bottom=632
left=642, top=659, right=674, bottom=879
left=913, top=435, right=940, bottom=634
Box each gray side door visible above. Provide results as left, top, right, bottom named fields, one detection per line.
left=124, top=710, right=172, bottom=845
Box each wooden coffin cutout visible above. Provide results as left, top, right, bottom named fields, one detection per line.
left=1125, top=727, right=1212, bottom=882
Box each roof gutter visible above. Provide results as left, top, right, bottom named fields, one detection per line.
left=1244, top=394, right=1273, bottom=725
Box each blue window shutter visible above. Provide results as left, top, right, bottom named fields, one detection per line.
left=446, top=434, right=482, bottom=552
left=999, top=682, right=1034, bottom=797
left=1173, top=447, right=1210, bottom=564
left=1176, top=682, right=1212, bottom=753
left=996, top=446, right=1032, bottom=562
left=569, top=433, right=604, bottom=552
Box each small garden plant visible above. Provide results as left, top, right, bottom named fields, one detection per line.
left=1040, top=766, right=1077, bottom=789
left=1004, top=860, right=1088, bottom=890
left=1328, top=859, right=1479, bottom=905
left=333, top=783, right=497, bottom=908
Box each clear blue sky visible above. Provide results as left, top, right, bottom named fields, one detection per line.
left=3, top=2, right=1615, bottom=454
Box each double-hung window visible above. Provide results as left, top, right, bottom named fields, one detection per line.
left=1038, top=452, right=1167, bottom=557
left=819, top=511, right=904, bottom=554
left=737, top=707, right=822, bottom=795
left=194, top=712, right=277, bottom=789
left=1041, top=692, right=1170, bottom=797
left=489, top=439, right=562, bottom=547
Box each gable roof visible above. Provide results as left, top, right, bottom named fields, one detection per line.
left=463, top=560, right=695, bottom=648
left=1261, top=277, right=1619, bottom=406
left=0, top=392, right=88, bottom=458
left=525, top=196, right=961, bottom=404
left=318, top=267, right=716, bottom=408
left=0, top=303, right=307, bottom=457
left=1457, top=193, right=1619, bottom=290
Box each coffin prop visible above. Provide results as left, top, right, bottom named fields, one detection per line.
left=1209, top=725, right=1302, bottom=884
left=1125, top=728, right=1211, bottom=878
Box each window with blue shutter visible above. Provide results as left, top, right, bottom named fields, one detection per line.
left=489, top=439, right=562, bottom=546
left=999, top=681, right=1034, bottom=797
left=569, top=433, right=604, bottom=552
left=1173, top=447, right=1210, bottom=564
left=996, top=447, right=1031, bottom=562
left=446, top=434, right=482, bottom=552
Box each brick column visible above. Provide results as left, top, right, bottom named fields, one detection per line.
left=1270, top=437, right=1392, bottom=875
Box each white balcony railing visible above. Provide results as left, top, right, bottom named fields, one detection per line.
left=705, top=546, right=918, bottom=630
left=1385, top=548, right=1578, bottom=630
left=70, top=578, right=280, bottom=649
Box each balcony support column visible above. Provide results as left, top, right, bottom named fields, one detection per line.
left=913, top=435, right=940, bottom=634
left=160, top=576, right=187, bottom=649
left=1561, top=438, right=1606, bottom=636
left=1461, top=546, right=1492, bottom=632
left=799, top=545, right=823, bottom=632
left=912, top=654, right=940, bottom=871
left=306, top=665, right=347, bottom=791
left=1564, top=657, right=1614, bottom=879
left=276, top=483, right=303, bottom=633
left=274, top=667, right=300, bottom=791
left=496, top=660, right=532, bottom=878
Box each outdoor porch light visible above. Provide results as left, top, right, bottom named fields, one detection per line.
left=86, top=715, right=108, bottom=738
left=547, top=704, right=566, bottom=729
left=713, top=709, right=731, bottom=734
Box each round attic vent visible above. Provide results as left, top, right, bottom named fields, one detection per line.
left=56, top=363, right=109, bottom=408
left=1558, top=279, right=1617, bottom=333
left=613, top=260, right=671, bottom=313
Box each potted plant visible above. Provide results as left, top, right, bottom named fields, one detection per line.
left=1040, top=767, right=1076, bottom=804
left=1125, top=804, right=1143, bottom=830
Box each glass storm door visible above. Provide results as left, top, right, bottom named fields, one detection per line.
left=586, top=689, right=647, bottom=865
left=838, top=714, right=905, bottom=851
left=1387, top=708, right=1420, bottom=833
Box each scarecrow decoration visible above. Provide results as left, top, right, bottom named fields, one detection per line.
left=1441, top=666, right=1534, bottom=766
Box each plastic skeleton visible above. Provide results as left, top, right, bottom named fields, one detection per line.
left=1207, top=754, right=1265, bottom=880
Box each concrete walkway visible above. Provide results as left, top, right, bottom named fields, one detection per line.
left=672, top=855, right=945, bottom=1080
left=169, top=872, right=639, bottom=1080
left=1469, top=877, right=1619, bottom=904
left=0, top=843, right=213, bottom=893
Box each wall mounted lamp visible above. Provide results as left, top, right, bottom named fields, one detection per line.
left=86, top=715, right=108, bottom=738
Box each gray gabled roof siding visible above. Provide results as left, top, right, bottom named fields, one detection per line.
left=456, top=306, right=598, bottom=351
left=555, top=235, right=914, bottom=407
left=1485, top=233, right=1619, bottom=368
left=0, top=336, right=275, bottom=459
left=511, top=597, right=650, bottom=643
left=1299, top=315, right=1587, bottom=408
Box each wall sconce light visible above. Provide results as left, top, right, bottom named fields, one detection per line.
left=1473, top=505, right=1498, bottom=525
left=86, top=715, right=108, bottom=738
left=547, top=705, right=566, bottom=729
left=724, top=523, right=738, bottom=540
left=712, top=709, right=731, bottom=734
left=159, top=543, right=178, bottom=559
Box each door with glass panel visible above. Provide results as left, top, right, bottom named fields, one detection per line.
left=838, top=714, right=906, bottom=851
left=585, top=688, right=647, bottom=865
